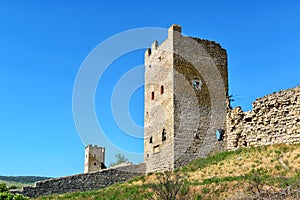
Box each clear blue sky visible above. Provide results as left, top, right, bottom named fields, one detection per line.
left=0, top=0, right=299, bottom=177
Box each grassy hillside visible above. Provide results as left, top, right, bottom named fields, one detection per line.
left=34, top=143, right=300, bottom=199
left=0, top=176, right=51, bottom=188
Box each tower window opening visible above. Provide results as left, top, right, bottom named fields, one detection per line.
left=162, top=129, right=166, bottom=141
left=94, top=162, right=97, bottom=166
left=160, top=86, right=164, bottom=95
left=193, top=78, right=202, bottom=90
left=153, top=145, right=160, bottom=153
left=151, top=92, right=154, bottom=100
left=147, top=48, right=151, bottom=56
left=216, top=129, right=224, bottom=141
left=149, top=136, right=153, bottom=144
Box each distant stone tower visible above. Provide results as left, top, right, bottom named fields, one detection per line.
left=144, top=24, right=228, bottom=173
left=84, top=145, right=106, bottom=173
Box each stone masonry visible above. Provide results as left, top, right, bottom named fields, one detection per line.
left=144, top=24, right=228, bottom=173
left=84, top=145, right=106, bottom=173
left=227, top=86, right=300, bottom=149
left=18, top=163, right=145, bottom=198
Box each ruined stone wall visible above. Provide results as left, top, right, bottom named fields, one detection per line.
left=173, top=34, right=228, bottom=168
left=19, top=163, right=145, bottom=198
left=144, top=26, right=175, bottom=173
left=227, top=86, right=300, bottom=150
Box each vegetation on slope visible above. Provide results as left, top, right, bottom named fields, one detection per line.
left=0, top=182, right=29, bottom=199
left=34, top=143, right=300, bottom=199
left=0, top=176, right=51, bottom=189
left=0, top=176, right=50, bottom=184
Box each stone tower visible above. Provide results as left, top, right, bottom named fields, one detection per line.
left=84, top=145, right=106, bottom=173
left=144, top=24, right=228, bottom=173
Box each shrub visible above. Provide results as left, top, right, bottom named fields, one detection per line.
left=13, top=194, right=30, bottom=200
left=148, top=171, right=189, bottom=200
left=0, top=183, right=8, bottom=193
left=0, top=192, right=14, bottom=200
left=0, top=183, right=29, bottom=200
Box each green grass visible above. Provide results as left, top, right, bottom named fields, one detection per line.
left=180, top=145, right=271, bottom=173
left=34, top=144, right=300, bottom=200
left=37, top=184, right=153, bottom=200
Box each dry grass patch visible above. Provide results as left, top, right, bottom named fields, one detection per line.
left=188, top=144, right=300, bottom=183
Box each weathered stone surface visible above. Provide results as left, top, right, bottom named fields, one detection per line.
left=226, top=86, right=300, bottom=150
left=144, top=24, right=228, bottom=173
left=18, top=163, right=145, bottom=198
left=84, top=145, right=105, bottom=173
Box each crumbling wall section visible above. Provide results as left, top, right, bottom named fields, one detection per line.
left=227, top=86, right=300, bottom=150
left=173, top=35, right=228, bottom=168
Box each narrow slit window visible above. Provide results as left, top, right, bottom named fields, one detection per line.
left=160, top=86, right=164, bottom=95
left=162, top=129, right=166, bottom=141
left=149, top=136, right=153, bottom=144
left=151, top=92, right=154, bottom=100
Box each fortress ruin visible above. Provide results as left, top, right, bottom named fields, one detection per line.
left=17, top=24, right=300, bottom=197
left=144, top=24, right=228, bottom=172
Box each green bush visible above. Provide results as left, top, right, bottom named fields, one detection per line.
left=0, top=192, right=14, bottom=200
left=0, top=192, right=29, bottom=200
left=0, top=183, right=29, bottom=200
left=12, top=194, right=30, bottom=200
left=0, top=183, right=8, bottom=193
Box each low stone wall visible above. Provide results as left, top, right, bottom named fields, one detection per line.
left=19, top=163, right=145, bottom=198
left=109, top=162, right=146, bottom=173
left=227, top=86, right=300, bottom=150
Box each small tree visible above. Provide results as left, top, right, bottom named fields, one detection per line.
left=149, top=171, right=189, bottom=200
left=109, top=153, right=129, bottom=167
